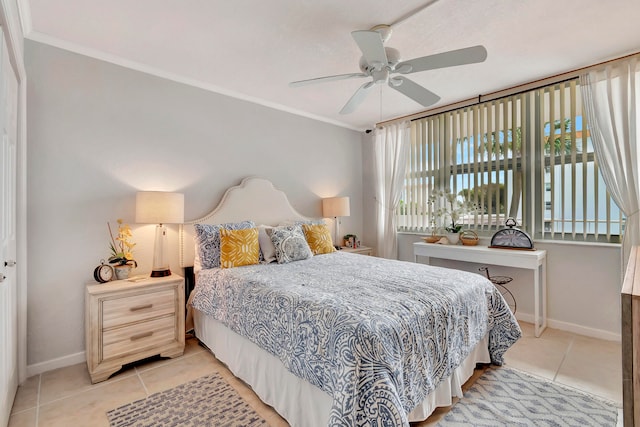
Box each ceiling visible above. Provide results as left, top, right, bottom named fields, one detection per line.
left=20, top=0, right=640, bottom=131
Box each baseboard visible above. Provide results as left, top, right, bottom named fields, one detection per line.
left=26, top=351, right=85, bottom=378
left=515, top=312, right=621, bottom=342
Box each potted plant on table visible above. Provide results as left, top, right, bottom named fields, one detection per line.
left=108, top=219, right=137, bottom=280
left=431, top=189, right=476, bottom=244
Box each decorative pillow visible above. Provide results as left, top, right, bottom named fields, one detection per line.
left=194, top=220, right=255, bottom=269
left=219, top=228, right=260, bottom=268
left=268, top=225, right=313, bottom=264
left=258, top=225, right=277, bottom=263
left=302, top=223, right=336, bottom=255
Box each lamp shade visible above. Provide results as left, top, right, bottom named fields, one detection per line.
left=322, top=196, right=350, bottom=218
left=135, top=192, right=184, bottom=224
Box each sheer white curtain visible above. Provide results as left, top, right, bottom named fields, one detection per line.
left=373, top=121, right=411, bottom=259
left=580, top=55, right=640, bottom=270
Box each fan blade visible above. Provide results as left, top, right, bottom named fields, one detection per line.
left=389, top=77, right=440, bottom=107
left=340, top=81, right=375, bottom=114
left=351, top=30, right=388, bottom=68
left=289, top=72, right=368, bottom=87
left=396, top=45, right=488, bottom=74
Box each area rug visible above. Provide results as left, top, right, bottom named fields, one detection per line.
left=106, top=372, right=269, bottom=427
left=437, top=366, right=619, bottom=426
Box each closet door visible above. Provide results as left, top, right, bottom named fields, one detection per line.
left=0, top=29, right=18, bottom=426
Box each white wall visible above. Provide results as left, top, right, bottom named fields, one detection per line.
left=25, top=40, right=364, bottom=370
left=362, top=138, right=622, bottom=341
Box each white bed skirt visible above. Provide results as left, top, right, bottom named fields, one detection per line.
left=193, top=308, right=491, bottom=426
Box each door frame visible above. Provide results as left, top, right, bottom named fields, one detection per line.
left=0, top=0, right=28, bottom=385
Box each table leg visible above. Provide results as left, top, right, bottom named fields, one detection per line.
left=534, top=263, right=547, bottom=337
left=541, top=262, right=547, bottom=333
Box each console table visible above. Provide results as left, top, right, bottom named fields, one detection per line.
left=414, top=242, right=547, bottom=337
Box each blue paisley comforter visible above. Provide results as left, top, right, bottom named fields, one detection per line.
left=190, top=251, right=521, bottom=426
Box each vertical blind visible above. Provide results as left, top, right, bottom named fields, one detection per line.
left=401, top=94, right=526, bottom=233
left=536, top=81, right=624, bottom=241
left=399, top=79, right=623, bottom=242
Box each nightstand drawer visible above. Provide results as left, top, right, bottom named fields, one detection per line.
left=102, top=288, right=176, bottom=328
left=103, top=315, right=176, bottom=360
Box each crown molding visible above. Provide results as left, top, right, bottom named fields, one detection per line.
left=0, top=0, right=26, bottom=77
left=25, top=31, right=362, bottom=132
left=14, top=0, right=31, bottom=39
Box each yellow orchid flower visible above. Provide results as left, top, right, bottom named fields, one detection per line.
left=108, top=220, right=137, bottom=268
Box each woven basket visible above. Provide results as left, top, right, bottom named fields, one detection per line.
left=422, top=235, right=442, bottom=244
left=460, top=230, right=479, bottom=246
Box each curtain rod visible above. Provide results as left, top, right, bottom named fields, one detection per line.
left=376, top=50, right=640, bottom=128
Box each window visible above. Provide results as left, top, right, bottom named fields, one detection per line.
left=536, top=81, right=624, bottom=241
left=399, top=79, right=623, bottom=243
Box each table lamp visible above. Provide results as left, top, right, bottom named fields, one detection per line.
left=136, top=191, right=184, bottom=277
left=322, top=196, right=350, bottom=249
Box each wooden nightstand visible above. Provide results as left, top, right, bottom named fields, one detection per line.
left=341, top=246, right=373, bottom=256
left=85, top=275, right=185, bottom=383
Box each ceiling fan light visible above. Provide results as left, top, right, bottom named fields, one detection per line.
left=384, top=47, right=401, bottom=66
left=372, top=68, right=389, bottom=84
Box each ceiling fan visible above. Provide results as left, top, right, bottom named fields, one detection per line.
left=289, top=24, right=487, bottom=114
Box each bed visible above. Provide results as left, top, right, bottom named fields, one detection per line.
left=179, top=177, right=521, bottom=427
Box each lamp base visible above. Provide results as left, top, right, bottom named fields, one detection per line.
left=150, top=268, right=172, bottom=277
left=150, top=224, right=171, bottom=278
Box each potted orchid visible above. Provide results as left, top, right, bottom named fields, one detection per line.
left=430, top=189, right=476, bottom=243
left=108, top=219, right=137, bottom=279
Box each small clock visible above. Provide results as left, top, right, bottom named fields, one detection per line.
left=93, top=261, right=114, bottom=283
left=490, top=217, right=534, bottom=250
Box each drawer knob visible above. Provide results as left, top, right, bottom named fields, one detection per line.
left=130, top=331, right=153, bottom=341
left=129, top=304, right=153, bottom=312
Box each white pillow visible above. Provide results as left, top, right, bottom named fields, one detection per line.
left=258, top=225, right=277, bottom=263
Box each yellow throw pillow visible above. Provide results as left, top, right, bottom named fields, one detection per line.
left=302, top=224, right=336, bottom=255
left=219, top=228, right=260, bottom=268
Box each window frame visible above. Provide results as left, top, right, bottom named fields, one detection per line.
left=399, top=79, right=623, bottom=244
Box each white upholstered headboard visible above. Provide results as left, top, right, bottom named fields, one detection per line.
left=179, top=176, right=311, bottom=268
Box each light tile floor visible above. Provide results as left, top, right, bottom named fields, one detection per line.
left=8, top=322, right=622, bottom=427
